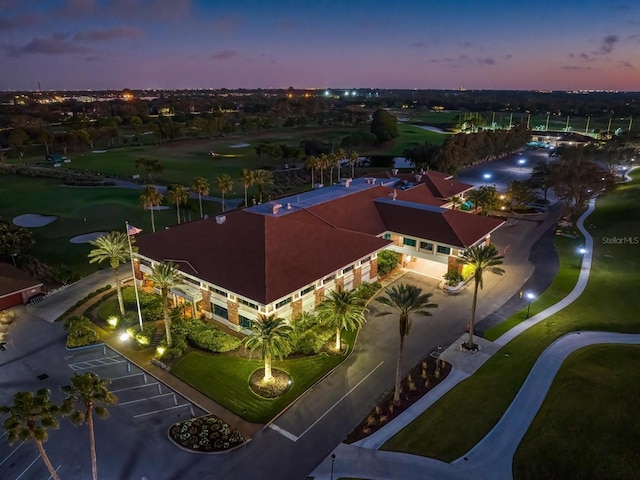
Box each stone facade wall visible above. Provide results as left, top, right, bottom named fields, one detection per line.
left=314, top=287, right=324, bottom=306
left=292, top=299, right=302, bottom=319
left=448, top=255, right=463, bottom=273
left=199, top=289, right=211, bottom=314
left=370, top=258, right=378, bottom=278
left=354, top=267, right=362, bottom=288
left=227, top=299, right=239, bottom=325
left=336, top=276, right=344, bottom=290
left=133, top=260, right=143, bottom=280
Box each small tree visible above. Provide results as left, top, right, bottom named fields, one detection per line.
left=61, top=373, right=118, bottom=480
left=190, top=177, right=210, bottom=218
left=239, top=168, right=254, bottom=207
left=1, top=389, right=69, bottom=480
left=315, top=287, right=366, bottom=352
left=215, top=174, right=233, bottom=212
left=148, top=262, right=181, bottom=347
left=140, top=185, right=163, bottom=233
left=88, top=232, right=132, bottom=316
left=252, top=169, right=274, bottom=203
left=166, top=184, right=189, bottom=225
left=244, top=314, right=293, bottom=382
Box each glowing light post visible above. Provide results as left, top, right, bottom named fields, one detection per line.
left=578, top=247, right=587, bottom=268
left=518, top=158, right=526, bottom=171
left=526, top=292, right=535, bottom=318
left=126, top=221, right=144, bottom=332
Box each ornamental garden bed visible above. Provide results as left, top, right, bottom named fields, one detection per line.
left=345, top=354, right=451, bottom=444
left=169, top=415, right=245, bottom=453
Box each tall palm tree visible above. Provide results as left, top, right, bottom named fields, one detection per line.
left=317, top=153, right=329, bottom=185
left=305, top=156, right=318, bottom=189
left=88, top=231, right=131, bottom=316
left=214, top=174, right=233, bottom=212
left=244, top=314, right=293, bottom=382
left=140, top=185, right=163, bottom=233
left=348, top=150, right=359, bottom=179
left=61, top=373, right=117, bottom=480
left=375, top=284, right=438, bottom=405
left=335, top=148, right=347, bottom=183
left=1, top=389, right=68, bottom=480
left=316, top=287, right=367, bottom=352
left=190, top=177, right=210, bottom=219
left=166, top=184, right=189, bottom=224
left=327, top=152, right=337, bottom=185
left=148, top=262, right=181, bottom=347
left=239, top=168, right=254, bottom=207
left=458, top=244, right=505, bottom=350
left=252, top=169, right=273, bottom=203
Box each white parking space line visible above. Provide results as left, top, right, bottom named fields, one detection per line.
left=14, top=454, right=39, bottom=480
left=111, top=382, right=159, bottom=394
left=133, top=404, right=193, bottom=418
left=109, top=372, right=146, bottom=382
left=0, top=441, right=24, bottom=468
left=268, top=423, right=298, bottom=442
left=293, top=361, right=384, bottom=442
left=119, top=393, right=175, bottom=406
left=0, top=430, right=7, bottom=440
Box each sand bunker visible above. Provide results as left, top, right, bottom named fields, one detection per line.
left=147, top=206, right=170, bottom=211
left=92, top=150, right=107, bottom=153
left=229, top=143, right=250, bottom=148
left=13, top=214, right=58, bottom=228
left=69, top=232, right=107, bottom=244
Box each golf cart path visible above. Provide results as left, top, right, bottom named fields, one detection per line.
left=312, top=194, right=640, bottom=479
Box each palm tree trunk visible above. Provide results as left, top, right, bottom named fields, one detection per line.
left=222, top=191, right=225, bottom=212
left=335, top=327, right=341, bottom=352
left=114, top=267, right=124, bottom=315
left=87, top=407, right=98, bottom=480
left=264, top=353, right=272, bottom=381
left=150, top=207, right=156, bottom=233
left=468, top=280, right=480, bottom=347
left=330, top=166, right=334, bottom=185
left=35, top=440, right=61, bottom=480
left=198, top=194, right=203, bottom=218
left=393, top=334, right=405, bottom=405
left=311, top=169, right=314, bottom=188
left=176, top=202, right=181, bottom=225
left=244, top=186, right=248, bottom=207
left=163, top=299, right=172, bottom=347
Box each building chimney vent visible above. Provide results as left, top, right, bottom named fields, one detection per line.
left=415, top=175, right=422, bottom=182
left=392, top=168, right=399, bottom=176
left=215, top=215, right=226, bottom=224
left=271, top=203, right=283, bottom=214
left=286, top=202, right=292, bottom=209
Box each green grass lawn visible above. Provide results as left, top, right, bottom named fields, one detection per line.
left=483, top=236, right=583, bottom=341
left=171, top=330, right=356, bottom=424
left=381, top=171, right=640, bottom=462
left=513, top=345, right=640, bottom=480
left=0, top=175, right=219, bottom=276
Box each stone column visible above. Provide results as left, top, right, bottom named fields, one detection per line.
left=448, top=255, right=463, bottom=274
left=314, top=287, right=325, bottom=307
left=227, top=299, right=239, bottom=325
left=354, top=267, right=362, bottom=288
left=336, top=277, right=344, bottom=289
left=199, top=289, right=211, bottom=314
left=292, top=299, right=302, bottom=319
left=370, top=258, right=378, bottom=278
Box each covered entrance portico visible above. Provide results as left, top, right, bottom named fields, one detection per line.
left=403, top=254, right=449, bottom=280
left=170, top=283, right=203, bottom=318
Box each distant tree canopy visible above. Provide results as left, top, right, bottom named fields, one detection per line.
left=370, top=109, right=399, bottom=143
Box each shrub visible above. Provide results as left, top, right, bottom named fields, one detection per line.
left=187, top=324, right=241, bottom=353
left=291, top=323, right=334, bottom=355
left=65, top=316, right=99, bottom=348
left=121, top=287, right=163, bottom=321
left=377, top=250, right=399, bottom=276
left=354, top=281, right=382, bottom=301
left=127, top=322, right=157, bottom=348
left=443, top=270, right=464, bottom=287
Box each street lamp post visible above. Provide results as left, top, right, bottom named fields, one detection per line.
left=526, top=292, right=535, bottom=318
left=330, top=453, right=336, bottom=480
left=10, top=253, right=17, bottom=267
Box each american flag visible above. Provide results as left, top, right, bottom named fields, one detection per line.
left=127, top=224, right=142, bottom=236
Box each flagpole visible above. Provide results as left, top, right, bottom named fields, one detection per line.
left=126, top=221, right=144, bottom=331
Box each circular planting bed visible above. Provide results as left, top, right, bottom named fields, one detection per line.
left=169, top=415, right=245, bottom=453
left=249, top=368, right=292, bottom=398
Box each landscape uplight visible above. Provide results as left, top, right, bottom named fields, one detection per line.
left=119, top=332, right=130, bottom=342
left=579, top=247, right=587, bottom=255
left=107, top=316, right=119, bottom=327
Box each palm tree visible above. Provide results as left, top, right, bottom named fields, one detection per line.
left=316, top=287, right=366, bottom=352
left=335, top=148, right=347, bottom=183
left=327, top=152, right=337, bottom=185
left=244, top=314, right=293, bottom=382
left=317, top=153, right=329, bottom=185
left=305, top=156, right=318, bottom=189
left=140, top=185, right=163, bottom=233
left=166, top=184, right=189, bottom=224
left=0, top=389, right=68, bottom=480
left=458, top=244, right=505, bottom=350
left=252, top=169, right=273, bottom=203
left=148, top=262, right=181, bottom=347
left=375, top=284, right=438, bottom=405
left=450, top=195, right=463, bottom=210
left=61, top=373, right=117, bottom=480
left=239, top=168, right=254, bottom=207
left=215, top=174, right=233, bottom=212
left=348, top=150, right=359, bottom=179
left=190, top=177, right=210, bottom=219
left=88, top=231, right=131, bottom=316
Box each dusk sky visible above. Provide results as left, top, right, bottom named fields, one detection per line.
left=1, top=0, right=640, bottom=91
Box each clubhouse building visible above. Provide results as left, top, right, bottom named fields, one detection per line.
left=134, top=171, right=503, bottom=332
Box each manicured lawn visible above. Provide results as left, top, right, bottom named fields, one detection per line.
left=381, top=172, right=640, bottom=462
left=374, top=124, right=447, bottom=156
left=513, top=345, right=640, bottom=480
left=172, top=331, right=356, bottom=424
left=483, top=236, right=583, bottom=341
left=0, top=175, right=217, bottom=276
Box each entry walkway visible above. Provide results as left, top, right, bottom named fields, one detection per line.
left=311, top=198, right=640, bottom=480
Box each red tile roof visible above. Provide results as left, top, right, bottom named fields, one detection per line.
left=0, top=263, right=42, bottom=297
left=368, top=170, right=473, bottom=199
left=135, top=210, right=390, bottom=304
